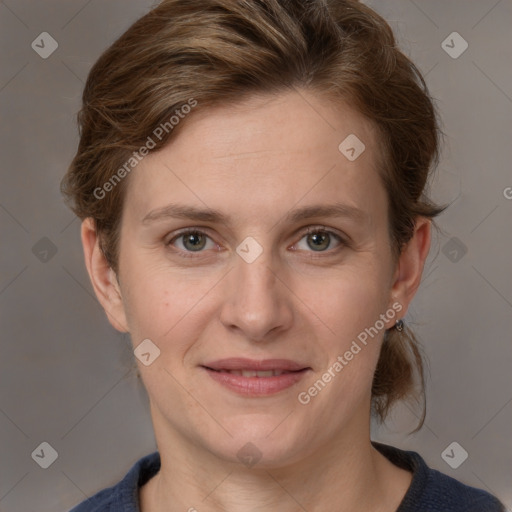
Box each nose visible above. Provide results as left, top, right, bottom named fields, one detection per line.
left=219, top=245, right=294, bottom=342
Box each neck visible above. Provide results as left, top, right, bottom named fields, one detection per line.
left=140, top=407, right=411, bottom=512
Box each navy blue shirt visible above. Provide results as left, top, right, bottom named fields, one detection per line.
left=69, top=441, right=506, bottom=511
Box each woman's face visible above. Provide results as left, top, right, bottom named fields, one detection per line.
left=96, top=90, right=424, bottom=467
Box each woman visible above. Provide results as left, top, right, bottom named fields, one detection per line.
left=62, top=0, right=506, bottom=510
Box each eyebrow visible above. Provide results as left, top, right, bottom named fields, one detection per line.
left=141, top=202, right=368, bottom=226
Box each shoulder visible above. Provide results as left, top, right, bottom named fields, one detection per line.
left=410, top=465, right=506, bottom=512
left=68, top=452, right=161, bottom=512
left=372, top=441, right=506, bottom=512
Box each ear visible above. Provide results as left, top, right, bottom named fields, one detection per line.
left=81, top=217, right=129, bottom=333
left=388, top=217, right=432, bottom=321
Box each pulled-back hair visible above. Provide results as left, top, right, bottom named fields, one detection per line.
left=61, top=0, right=447, bottom=432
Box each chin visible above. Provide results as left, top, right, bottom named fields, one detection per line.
left=202, top=420, right=306, bottom=468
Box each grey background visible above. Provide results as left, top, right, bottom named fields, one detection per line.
left=1, top=1, right=511, bottom=510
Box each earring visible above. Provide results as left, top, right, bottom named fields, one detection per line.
left=395, top=319, right=404, bottom=332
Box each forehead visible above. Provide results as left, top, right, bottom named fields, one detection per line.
left=123, top=89, right=385, bottom=224
left=162, top=90, right=380, bottom=162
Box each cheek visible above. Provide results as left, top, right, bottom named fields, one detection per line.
left=300, top=261, right=391, bottom=340
left=297, top=269, right=391, bottom=402
left=121, top=261, right=217, bottom=351
left=298, top=263, right=392, bottom=397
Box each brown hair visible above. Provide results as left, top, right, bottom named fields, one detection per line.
left=61, top=0, right=447, bottom=432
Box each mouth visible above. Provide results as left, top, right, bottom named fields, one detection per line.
left=203, top=368, right=302, bottom=377
left=200, top=358, right=311, bottom=396
left=202, top=357, right=309, bottom=372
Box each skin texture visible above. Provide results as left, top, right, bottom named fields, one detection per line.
left=81, top=89, right=431, bottom=512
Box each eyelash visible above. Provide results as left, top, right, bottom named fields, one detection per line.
left=165, top=226, right=347, bottom=259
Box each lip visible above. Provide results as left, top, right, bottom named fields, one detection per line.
left=203, top=358, right=309, bottom=372
left=201, top=358, right=311, bottom=397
